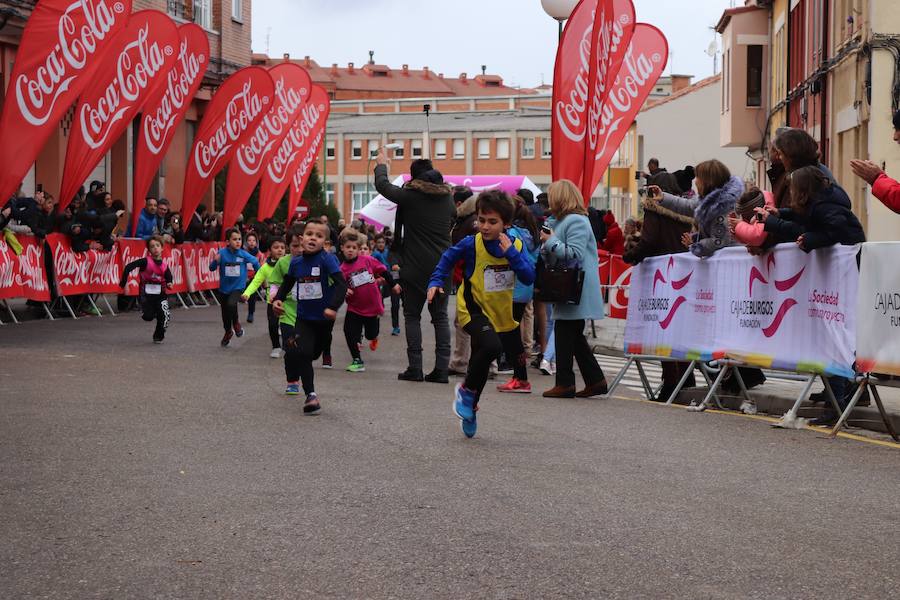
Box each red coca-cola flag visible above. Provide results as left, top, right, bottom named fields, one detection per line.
left=181, top=66, right=275, bottom=228
left=58, top=10, right=179, bottom=213
left=132, top=23, right=209, bottom=233
left=585, top=24, right=668, bottom=198
left=258, top=85, right=330, bottom=220
left=552, top=0, right=634, bottom=193
left=581, top=0, right=635, bottom=202
left=287, top=127, right=327, bottom=218
left=222, top=63, right=312, bottom=232
left=608, top=253, right=632, bottom=319
left=0, top=0, right=133, bottom=204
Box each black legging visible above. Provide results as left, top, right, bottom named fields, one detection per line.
left=463, top=314, right=527, bottom=399
left=281, top=320, right=335, bottom=394
left=141, top=294, right=171, bottom=338
left=267, top=304, right=280, bottom=349
left=214, top=290, right=241, bottom=332
left=554, top=319, right=605, bottom=388
left=344, top=311, right=380, bottom=360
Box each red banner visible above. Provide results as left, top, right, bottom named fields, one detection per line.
left=47, top=233, right=121, bottom=296
left=59, top=10, right=179, bottom=213
left=287, top=127, right=327, bottom=217
left=181, top=66, right=275, bottom=227
left=223, top=63, right=312, bottom=232
left=608, top=254, right=632, bottom=319
left=182, top=241, right=224, bottom=292
left=0, top=235, right=51, bottom=302
left=259, top=85, right=330, bottom=220
left=584, top=24, right=668, bottom=198
left=118, top=238, right=189, bottom=296
left=598, top=249, right=611, bottom=286
left=581, top=0, right=635, bottom=202
left=133, top=23, right=209, bottom=232
left=0, top=0, right=133, bottom=204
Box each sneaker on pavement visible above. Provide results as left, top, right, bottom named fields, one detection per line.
left=221, top=330, right=233, bottom=347
left=539, top=359, right=555, bottom=375
left=234, top=322, right=244, bottom=338
left=347, top=358, right=366, bottom=372
left=303, top=393, right=321, bottom=415
left=497, top=378, right=532, bottom=394
left=425, top=369, right=449, bottom=384
left=285, top=382, right=300, bottom=395
left=369, top=338, right=379, bottom=351
left=398, top=368, right=424, bottom=382
left=246, top=313, right=254, bottom=324
left=322, top=354, right=333, bottom=369
left=391, top=327, right=401, bottom=336
left=461, top=410, right=477, bottom=438
left=270, top=348, right=282, bottom=359
left=453, top=384, right=477, bottom=422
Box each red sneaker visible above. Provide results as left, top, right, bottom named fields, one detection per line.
left=497, top=378, right=532, bottom=394
left=369, top=338, right=379, bottom=351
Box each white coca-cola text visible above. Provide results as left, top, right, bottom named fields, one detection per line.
left=143, top=37, right=204, bottom=155
left=292, top=130, right=325, bottom=193
left=266, top=102, right=323, bottom=184
left=586, top=6, right=628, bottom=151
left=554, top=11, right=594, bottom=144
left=234, top=76, right=307, bottom=176
left=194, top=81, right=267, bottom=178
left=593, top=48, right=655, bottom=159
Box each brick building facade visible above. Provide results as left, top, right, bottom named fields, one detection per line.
left=0, top=0, right=253, bottom=215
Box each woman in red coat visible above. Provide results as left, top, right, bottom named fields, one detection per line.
left=600, top=211, right=625, bottom=255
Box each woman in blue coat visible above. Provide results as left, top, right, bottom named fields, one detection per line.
left=539, top=180, right=607, bottom=398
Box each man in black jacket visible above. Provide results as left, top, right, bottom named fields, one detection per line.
left=375, top=149, right=456, bottom=382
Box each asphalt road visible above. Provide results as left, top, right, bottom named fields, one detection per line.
left=2, top=303, right=899, bottom=599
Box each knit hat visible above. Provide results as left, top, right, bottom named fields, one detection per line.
left=735, top=189, right=765, bottom=221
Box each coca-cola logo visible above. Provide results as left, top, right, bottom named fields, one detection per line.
left=15, top=0, right=122, bottom=126
left=54, top=241, right=120, bottom=289
left=167, top=247, right=185, bottom=287
left=119, top=241, right=146, bottom=293
left=554, top=12, right=594, bottom=144
left=235, top=76, right=308, bottom=176
left=586, top=5, right=629, bottom=151
left=292, top=130, right=325, bottom=192
left=79, top=24, right=170, bottom=149
left=143, top=38, right=205, bottom=155
left=16, top=243, right=48, bottom=292
left=593, top=48, right=655, bottom=160
left=194, top=81, right=268, bottom=178
left=0, top=241, right=14, bottom=289
left=267, top=102, right=323, bottom=183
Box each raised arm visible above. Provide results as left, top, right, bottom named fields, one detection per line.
left=657, top=192, right=699, bottom=217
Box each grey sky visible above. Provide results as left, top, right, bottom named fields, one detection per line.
left=251, top=1, right=734, bottom=89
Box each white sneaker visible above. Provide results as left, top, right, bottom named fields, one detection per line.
left=270, top=348, right=282, bottom=359
left=539, top=359, right=556, bottom=375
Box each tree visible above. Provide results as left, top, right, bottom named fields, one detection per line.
left=301, top=164, right=341, bottom=224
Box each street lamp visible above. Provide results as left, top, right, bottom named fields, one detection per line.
left=541, top=0, right=579, bottom=37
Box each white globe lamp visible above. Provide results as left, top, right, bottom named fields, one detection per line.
left=541, top=0, right=580, bottom=21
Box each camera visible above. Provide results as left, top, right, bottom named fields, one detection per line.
left=638, top=186, right=648, bottom=197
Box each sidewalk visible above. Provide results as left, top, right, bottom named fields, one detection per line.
left=589, top=317, right=900, bottom=436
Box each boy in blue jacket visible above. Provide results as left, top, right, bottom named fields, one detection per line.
left=210, top=227, right=260, bottom=347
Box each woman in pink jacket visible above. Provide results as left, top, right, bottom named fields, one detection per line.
left=728, top=188, right=776, bottom=253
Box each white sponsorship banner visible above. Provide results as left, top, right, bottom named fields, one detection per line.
left=624, top=244, right=859, bottom=377
left=856, top=242, right=900, bottom=376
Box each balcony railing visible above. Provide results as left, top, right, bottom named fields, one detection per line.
left=167, top=0, right=188, bottom=20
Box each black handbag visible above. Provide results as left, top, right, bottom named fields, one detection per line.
left=533, top=254, right=584, bottom=305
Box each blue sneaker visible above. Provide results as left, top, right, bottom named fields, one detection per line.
left=391, top=327, right=401, bottom=336
left=453, top=384, right=476, bottom=422
left=461, top=412, right=477, bottom=438
left=285, top=382, right=300, bottom=395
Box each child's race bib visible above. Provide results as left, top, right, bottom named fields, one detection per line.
left=350, top=269, right=375, bottom=289
left=484, top=265, right=515, bottom=292
left=293, top=278, right=323, bottom=301
left=144, top=283, right=162, bottom=295
left=224, top=263, right=241, bottom=278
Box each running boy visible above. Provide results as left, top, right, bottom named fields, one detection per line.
left=273, top=220, right=347, bottom=414
left=119, top=235, right=173, bottom=343
left=242, top=237, right=286, bottom=358
left=209, top=227, right=260, bottom=347
left=340, top=229, right=390, bottom=372
left=427, top=190, right=534, bottom=438
left=243, top=231, right=263, bottom=323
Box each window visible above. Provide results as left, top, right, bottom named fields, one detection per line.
left=325, top=141, right=335, bottom=160
left=496, top=138, right=510, bottom=160
left=351, top=183, right=376, bottom=215
left=746, top=45, right=763, bottom=107
left=392, top=140, right=404, bottom=159
left=541, top=137, right=551, bottom=158
left=325, top=184, right=335, bottom=205
left=351, top=140, right=362, bottom=160
left=231, top=0, right=242, bottom=21
left=434, top=139, right=447, bottom=159
left=411, top=139, right=423, bottom=158
left=192, top=0, right=211, bottom=29
left=368, top=140, right=379, bottom=159
left=452, top=139, right=465, bottom=159
left=477, top=139, right=490, bottom=159
left=167, top=0, right=187, bottom=19
left=521, top=137, right=535, bottom=159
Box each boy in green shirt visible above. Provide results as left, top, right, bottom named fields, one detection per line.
left=242, top=237, right=287, bottom=358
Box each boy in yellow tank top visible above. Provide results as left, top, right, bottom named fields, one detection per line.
left=427, top=190, right=535, bottom=438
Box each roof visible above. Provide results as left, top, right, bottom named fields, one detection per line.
left=640, top=74, right=721, bottom=112
left=326, top=110, right=551, bottom=135
left=715, top=5, right=764, bottom=33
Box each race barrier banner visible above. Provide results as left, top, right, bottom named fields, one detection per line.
left=608, top=254, right=632, bottom=320
left=47, top=233, right=122, bottom=296
left=856, top=242, right=900, bottom=376
left=0, top=235, right=51, bottom=302
left=623, top=244, right=859, bottom=378
left=118, top=238, right=190, bottom=296
left=182, top=241, right=224, bottom=292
